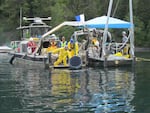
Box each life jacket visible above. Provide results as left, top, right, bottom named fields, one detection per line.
left=68, top=42, right=75, bottom=50
left=60, top=41, right=67, bottom=47
left=46, top=42, right=57, bottom=53
left=50, top=41, right=57, bottom=46
left=27, top=41, right=37, bottom=54
left=92, top=38, right=100, bottom=50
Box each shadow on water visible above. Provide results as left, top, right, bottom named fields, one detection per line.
left=0, top=53, right=136, bottom=113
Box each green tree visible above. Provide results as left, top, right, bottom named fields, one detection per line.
left=145, top=21, right=150, bottom=47
left=133, top=16, right=145, bottom=46
left=136, top=0, right=150, bottom=27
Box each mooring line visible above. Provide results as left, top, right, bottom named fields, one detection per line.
left=136, top=57, right=150, bottom=62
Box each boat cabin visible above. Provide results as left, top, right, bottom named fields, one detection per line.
left=11, top=17, right=52, bottom=54
left=17, top=17, right=52, bottom=39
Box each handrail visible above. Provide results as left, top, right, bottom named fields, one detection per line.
left=109, top=31, right=131, bottom=52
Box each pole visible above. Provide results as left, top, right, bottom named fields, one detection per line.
left=102, top=0, right=113, bottom=60
left=129, top=0, right=135, bottom=57
left=20, top=8, right=22, bottom=27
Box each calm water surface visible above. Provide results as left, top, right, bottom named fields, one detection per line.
left=0, top=52, right=150, bottom=113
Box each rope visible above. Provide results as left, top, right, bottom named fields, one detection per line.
left=136, top=57, right=150, bottom=62
left=112, top=0, right=120, bottom=17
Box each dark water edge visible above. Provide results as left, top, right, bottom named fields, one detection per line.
left=0, top=52, right=150, bottom=113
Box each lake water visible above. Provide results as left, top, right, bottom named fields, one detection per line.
left=0, top=52, right=150, bottom=113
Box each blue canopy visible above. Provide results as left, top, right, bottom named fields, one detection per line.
left=85, top=16, right=132, bottom=28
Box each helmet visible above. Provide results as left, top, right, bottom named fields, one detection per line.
left=122, top=31, right=127, bottom=35
left=70, top=38, right=74, bottom=44
left=29, top=38, right=33, bottom=41
left=51, top=34, right=56, bottom=37
left=50, top=34, right=56, bottom=39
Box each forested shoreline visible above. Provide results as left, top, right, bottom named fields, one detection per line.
left=0, top=0, right=149, bottom=47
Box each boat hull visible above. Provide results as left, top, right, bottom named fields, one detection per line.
left=9, top=52, right=48, bottom=69
left=9, top=52, right=86, bottom=70
left=87, top=57, right=135, bottom=67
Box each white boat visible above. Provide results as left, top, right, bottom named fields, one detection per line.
left=9, top=17, right=52, bottom=68
left=9, top=16, right=85, bottom=69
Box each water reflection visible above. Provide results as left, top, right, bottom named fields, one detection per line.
left=49, top=68, right=135, bottom=113
left=89, top=68, right=135, bottom=113
left=9, top=66, right=51, bottom=113
left=0, top=54, right=135, bottom=113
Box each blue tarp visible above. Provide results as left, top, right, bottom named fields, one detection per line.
left=85, top=16, right=132, bottom=28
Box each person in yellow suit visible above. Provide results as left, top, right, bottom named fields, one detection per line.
left=67, top=38, right=79, bottom=59
left=52, top=45, right=69, bottom=66
left=92, top=37, right=100, bottom=49
left=47, top=36, right=58, bottom=53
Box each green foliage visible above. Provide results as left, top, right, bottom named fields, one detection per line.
left=50, top=0, right=68, bottom=25
left=145, top=21, right=150, bottom=47
left=136, top=0, right=150, bottom=27
left=0, top=0, right=149, bottom=47
left=133, top=16, right=145, bottom=46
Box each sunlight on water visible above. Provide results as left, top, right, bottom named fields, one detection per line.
left=0, top=53, right=137, bottom=113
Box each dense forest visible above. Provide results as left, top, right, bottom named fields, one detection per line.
left=0, top=0, right=149, bottom=47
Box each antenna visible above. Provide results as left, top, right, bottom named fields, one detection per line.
left=23, top=17, right=52, bottom=24
left=19, top=8, right=22, bottom=27
left=23, top=17, right=51, bottom=21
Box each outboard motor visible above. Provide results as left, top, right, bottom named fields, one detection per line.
left=69, top=56, right=82, bottom=69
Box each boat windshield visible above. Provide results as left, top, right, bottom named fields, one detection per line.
left=30, top=27, right=49, bottom=38
left=22, top=27, right=49, bottom=39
